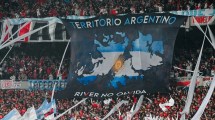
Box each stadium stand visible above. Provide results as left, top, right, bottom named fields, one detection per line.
left=0, top=0, right=214, bottom=19
left=0, top=0, right=215, bottom=120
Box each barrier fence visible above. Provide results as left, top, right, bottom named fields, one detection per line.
left=0, top=76, right=213, bottom=90
left=0, top=79, right=67, bottom=90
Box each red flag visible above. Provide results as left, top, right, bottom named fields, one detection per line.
left=19, top=22, right=31, bottom=42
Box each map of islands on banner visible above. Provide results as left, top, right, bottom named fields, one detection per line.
left=58, top=13, right=186, bottom=98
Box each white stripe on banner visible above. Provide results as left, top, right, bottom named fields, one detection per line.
left=180, top=30, right=206, bottom=117
left=0, top=20, right=13, bottom=44
left=48, top=20, right=56, bottom=41
left=0, top=19, right=8, bottom=44
left=101, top=100, right=128, bottom=120
left=191, top=75, right=215, bottom=120
left=54, top=98, right=87, bottom=120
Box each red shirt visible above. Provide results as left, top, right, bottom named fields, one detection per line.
left=20, top=11, right=26, bottom=17
left=92, top=103, right=99, bottom=108
left=21, top=109, right=26, bottom=115
left=110, top=9, right=117, bottom=15
left=0, top=115, right=3, bottom=119
left=133, top=96, right=137, bottom=104
left=163, top=112, right=168, bottom=117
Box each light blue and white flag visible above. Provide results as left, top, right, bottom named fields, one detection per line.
left=36, top=99, right=49, bottom=119
left=18, top=106, right=37, bottom=120
left=45, top=99, right=57, bottom=114
left=43, top=99, right=57, bottom=114
left=2, top=108, right=21, bottom=120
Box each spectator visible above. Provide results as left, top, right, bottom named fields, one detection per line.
left=0, top=0, right=213, bottom=19
left=0, top=84, right=214, bottom=119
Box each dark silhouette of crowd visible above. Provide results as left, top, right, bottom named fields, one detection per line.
left=0, top=43, right=70, bottom=80
left=172, top=47, right=215, bottom=78
left=0, top=0, right=215, bottom=19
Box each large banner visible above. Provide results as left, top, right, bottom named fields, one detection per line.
left=57, top=13, right=185, bottom=98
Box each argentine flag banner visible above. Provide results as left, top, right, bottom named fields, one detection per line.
left=36, top=99, right=49, bottom=119
left=57, top=13, right=186, bottom=98
left=2, top=108, right=21, bottom=120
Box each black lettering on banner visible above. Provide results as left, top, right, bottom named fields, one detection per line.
left=55, top=23, right=64, bottom=40
left=12, top=25, right=19, bottom=39
left=42, top=23, right=51, bottom=40
left=30, top=22, right=51, bottom=41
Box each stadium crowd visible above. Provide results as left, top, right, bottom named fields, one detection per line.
left=173, top=47, right=215, bottom=78
left=0, top=86, right=214, bottom=119
left=0, top=39, right=214, bottom=119
left=0, top=43, right=70, bottom=80
left=0, top=0, right=215, bottom=19
left=0, top=0, right=215, bottom=120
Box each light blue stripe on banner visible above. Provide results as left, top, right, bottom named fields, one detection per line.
left=169, top=9, right=215, bottom=16
left=77, top=76, right=143, bottom=89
